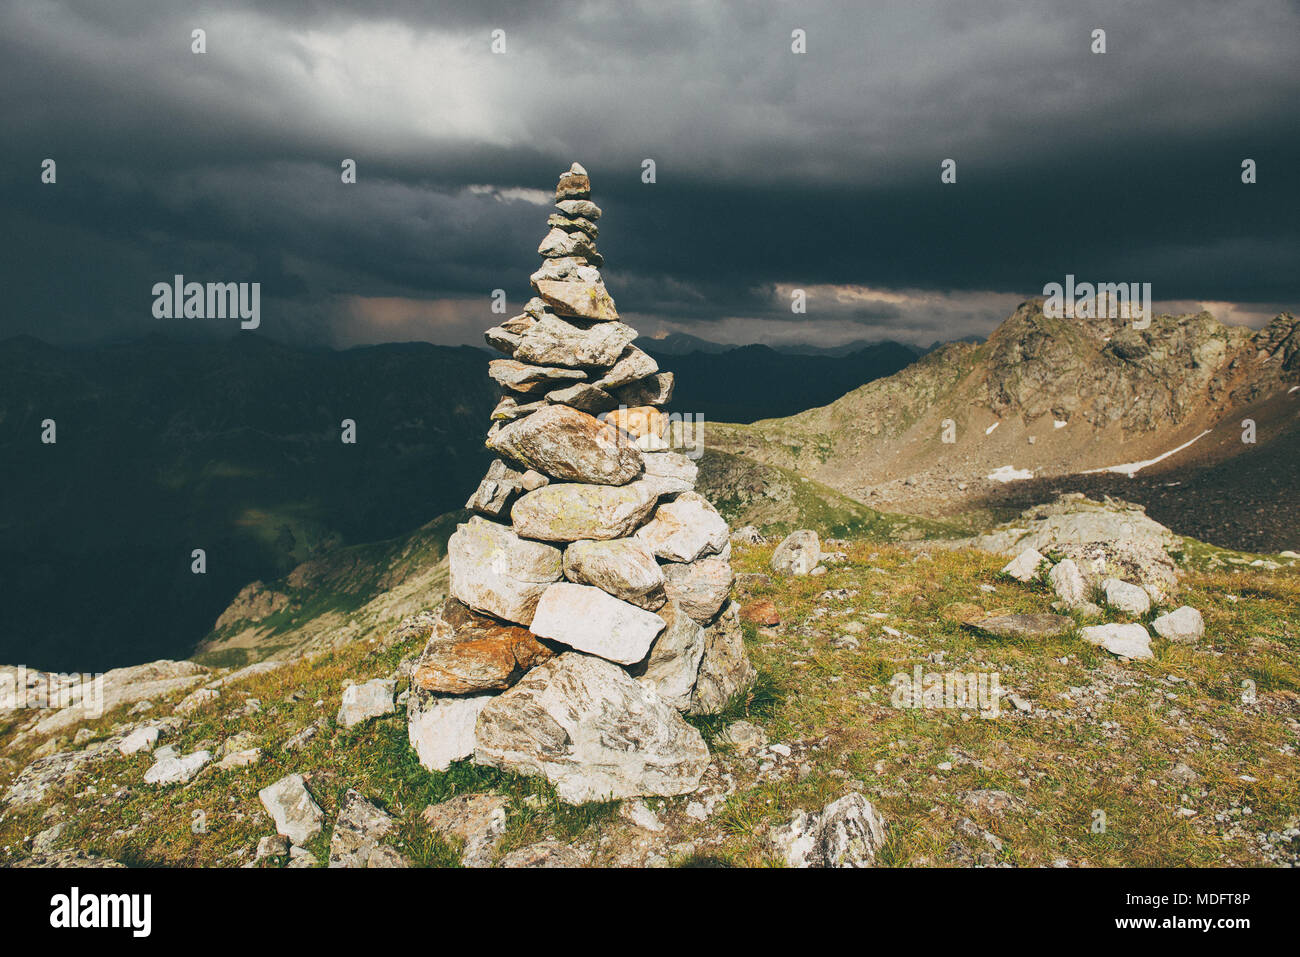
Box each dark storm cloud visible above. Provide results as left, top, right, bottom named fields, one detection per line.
left=2, top=0, right=1297, bottom=348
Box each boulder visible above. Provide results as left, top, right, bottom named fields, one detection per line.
left=514, top=314, right=636, bottom=369
left=328, top=790, right=409, bottom=868
left=1151, top=606, right=1204, bottom=642
left=771, top=530, right=821, bottom=576
left=1001, top=548, right=1047, bottom=582
left=690, top=601, right=757, bottom=715
left=528, top=582, right=665, bottom=664
left=474, top=652, right=709, bottom=802
left=661, top=556, right=734, bottom=624
left=636, top=600, right=706, bottom=711
left=488, top=358, right=585, bottom=394
left=258, top=773, right=324, bottom=845
left=636, top=491, right=729, bottom=563
left=447, top=516, right=563, bottom=625
left=534, top=280, right=619, bottom=322
left=1103, top=578, right=1151, bottom=615
left=1080, top=623, right=1154, bottom=660
left=143, top=749, right=211, bottom=786
left=411, top=599, right=555, bottom=694
left=563, top=538, right=666, bottom=609
left=512, top=481, right=659, bottom=542
left=407, top=687, right=492, bottom=772
left=337, top=679, right=396, bottom=729
left=1051, top=539, right=1179, bottom=601
left=488, top=404, right=643, bottom=485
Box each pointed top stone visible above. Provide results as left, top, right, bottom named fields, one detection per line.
left=556, top=165, right=591, bottom=201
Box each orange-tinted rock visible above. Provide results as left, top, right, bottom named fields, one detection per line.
left=411, top=599, right=555, bottom=694
left=740, top=599, right=781, bottom=626
left=604, top=406, right=667, bottom=438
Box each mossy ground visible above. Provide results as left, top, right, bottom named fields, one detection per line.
left=1, top=541, right=1296, bottom=867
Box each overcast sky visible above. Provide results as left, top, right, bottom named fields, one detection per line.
left=3, top=0, right=1297, bottom=349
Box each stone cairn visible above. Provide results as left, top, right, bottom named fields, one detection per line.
left=406, top=163, right=756, bottom=803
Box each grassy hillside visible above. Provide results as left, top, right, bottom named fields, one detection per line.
left=2, top=539, right=1295, bottom=867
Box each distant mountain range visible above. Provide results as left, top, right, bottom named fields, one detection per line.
left=1, top=330, right=928, bottom=671
left=0, top=335, right=498, bottom=672
left=710, top=302, right=1300, bottom=551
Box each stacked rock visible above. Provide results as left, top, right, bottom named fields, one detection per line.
left=406, top=164, right=755, bottom=804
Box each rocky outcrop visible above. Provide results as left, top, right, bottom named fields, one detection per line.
left=474, top=653, right=709, bottom=803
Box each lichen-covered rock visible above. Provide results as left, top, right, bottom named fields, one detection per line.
left=328, top=789, right=409, bottom=868
left=511, top=481, right=659, bottom=542
left=771, top=529, right=821, bottom=576
left=447, top=516, right=562, bottom=625
left=337, top=678, right=396, bottom=728
left=1080, top=622, right=1153, bottom=659
left=636, top=491, right=729, bottom=563
left=488, top=404, right=643, bottom=485
left=474, top=652, right=709, bottom=802
left=464, top=458, right=548, bottom=520
left=534, top=280, right=619, bottom=322
left=640, top=451, right=698, bottom=492
left=965, top=613, right=1073, bottom=640
left=545, top=382, right=617, bottom=414
left=768, top=793, right=887, bottom=868
left=258, top=773, right=324, bottom=845
left=593, top=346, right=658, bottom=389
left=420, top=794, right=509, bottom=868
left=563, top=538, right=666, bottom=610
left=1001, top=547, right=1047, bottom=582
left=1048, top=559, right=1088, bottom=607
left=690, top=601, right=757, bottom=715
left=1151, top=605, right=1204, bottom=642
left=488, top=358, right=586, bottom=394
left=514, top=314, right=636, bottom=369
left=1103, top=578, right=1151, bottom=615
left=661, top=556, right=734, bottom=624
left=637, top=600, right=706, bottom=711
